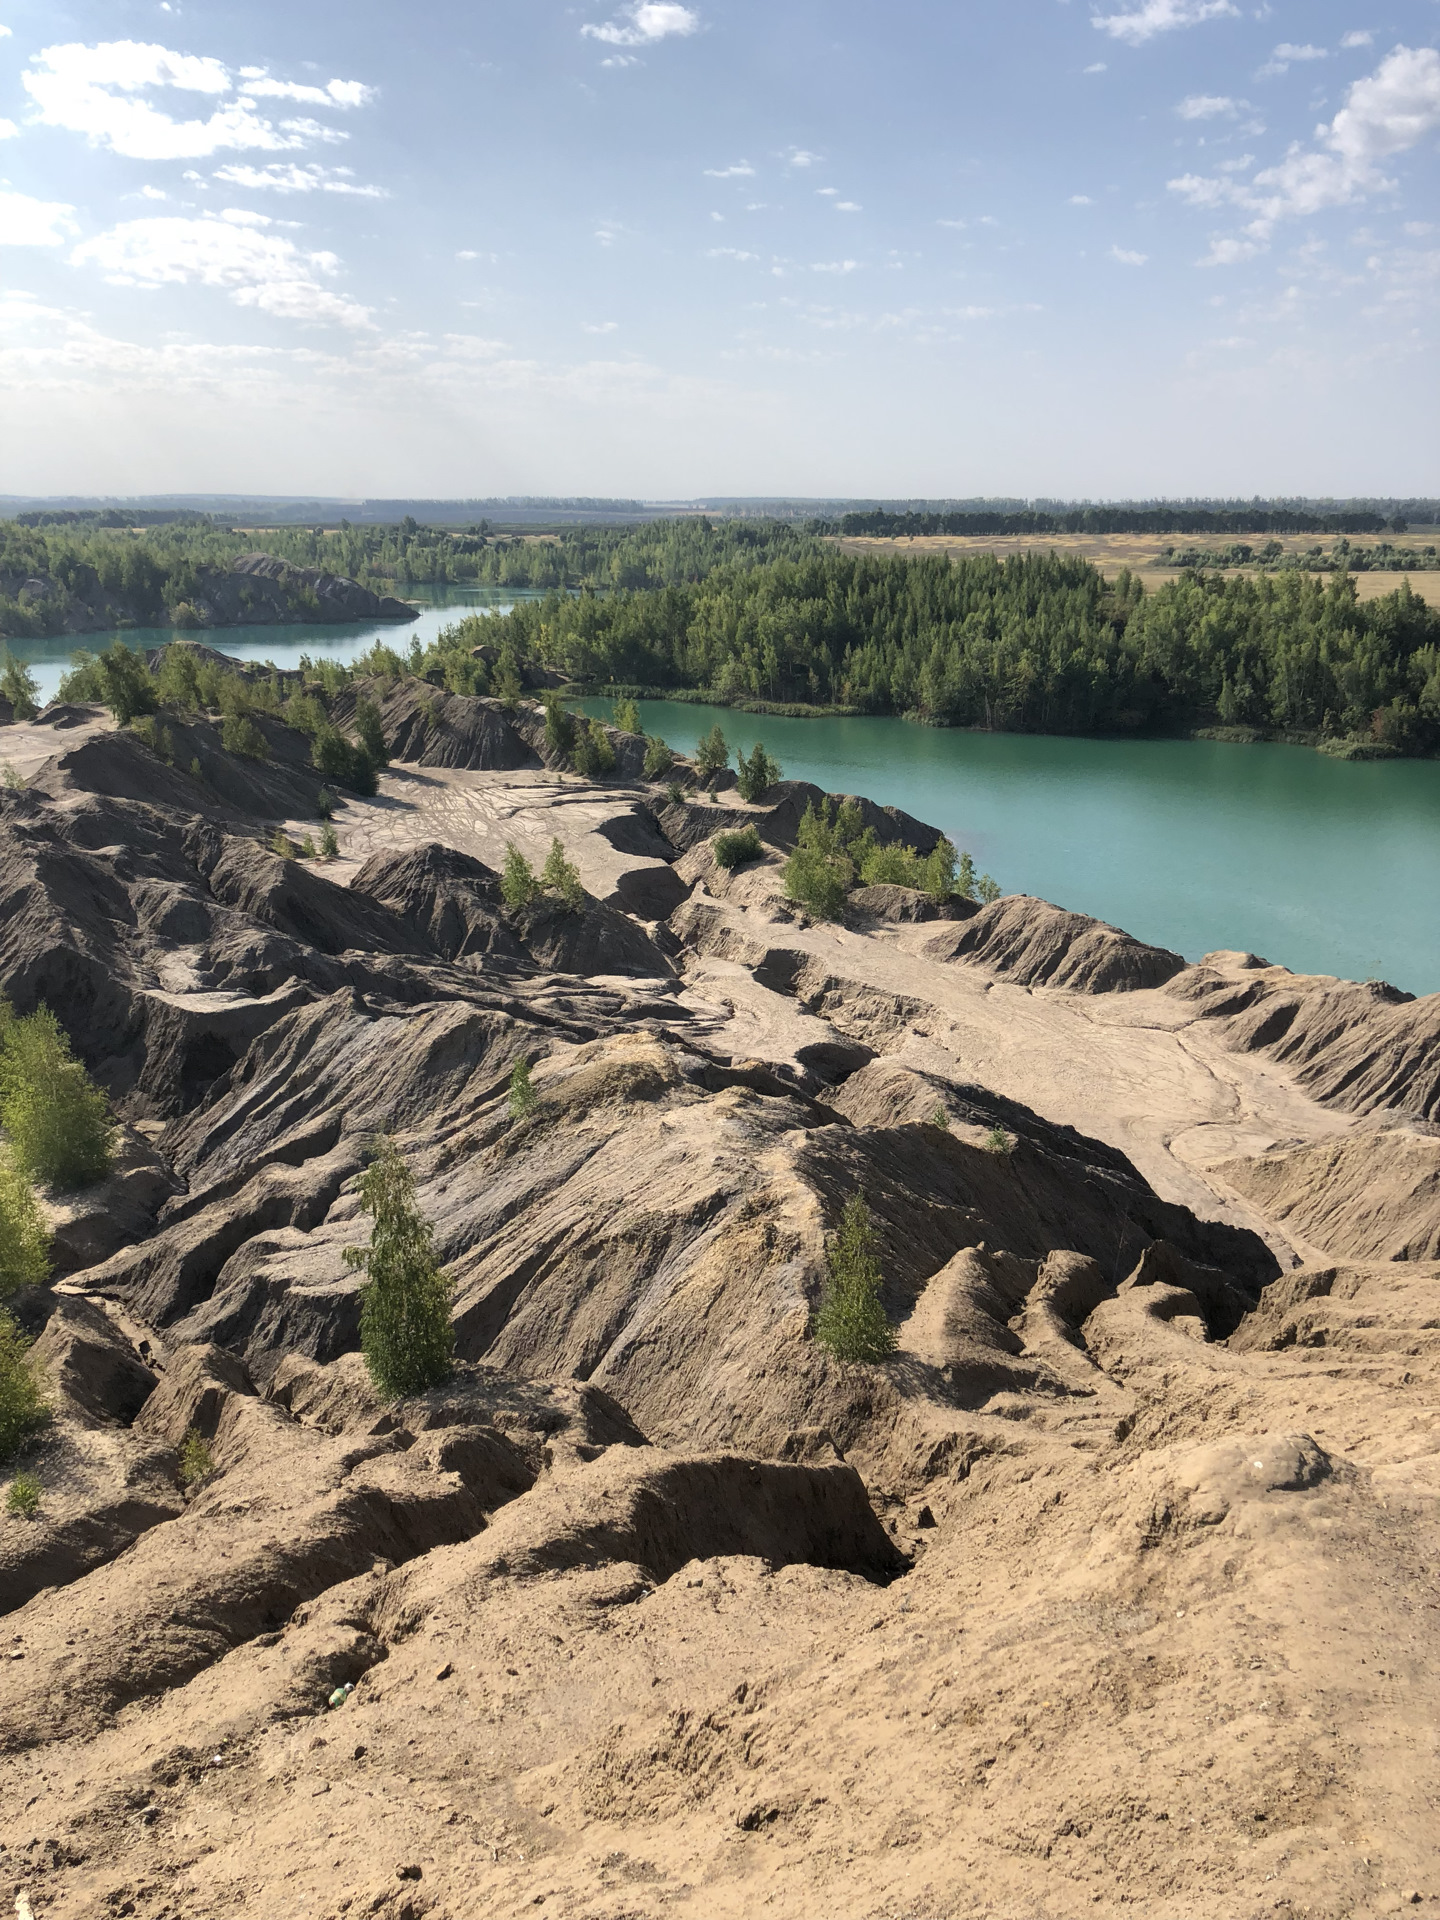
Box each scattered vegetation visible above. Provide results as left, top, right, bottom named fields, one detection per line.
left=345, top=1137, right=454, bottom=1400
left=178, top=1426, right=216, bottom=1490
left=694, top=724, right=729, bottom=778
left=644, top=736, right=676, bottom=778
left=0, top=650, right=39, bottom=721
left=2, top=764, right=21, bottom=792
left=319, top=822, right=340, bottom=860
left=929, top=1103, right=950, bottom=1130
left=0, top=1310, right=48, bottom=1463
left=0, top=1001, right=116, bottom=1191
left=221, top=713, right=267, bottom=760
left=5, top=1469, right=41, bottom=1518
left=735, top=741, right=782, bottom=803
left=812, top=1195, right=896, bottom=1365
left=501, top=842, right=541, bottom=908
left=663, top=780, right=686, bottom=808
left=541, top=837, right=585, bottom=910
left=613, top=696, right=642, bottom=734
left=570, top=715, right=617, bottom=778
left=0, top=1161, right=50, bottom=1297
left=984, top=1127, right=1013, bottom=1155
left=508, top=1059, right=538, bottom=1120
left=713, top=824, right=763, bottom=870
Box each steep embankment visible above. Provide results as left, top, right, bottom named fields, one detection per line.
left=1, top=675, right=1438, bottom=1920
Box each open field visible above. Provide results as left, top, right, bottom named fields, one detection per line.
left=834, top=530, right=1440, bottom=605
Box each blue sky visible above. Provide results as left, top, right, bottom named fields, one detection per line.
left=1, top=0, right=1437, bottom=498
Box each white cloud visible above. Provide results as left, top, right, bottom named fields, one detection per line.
left=0, top=189, right=80, bottom=247
left=816, top=186, right=837, bottom=196
left=582, top=321, right=619, bottom=333
left=0, top=23, right=11, bottom=37
left=835, top=201, right=862, bottom=213
left=1091, top=1, right=1238, bottom=48
left=239, top=76, right=374, bottom=109
left=1084, top=62, right=1108, bottom=74
left=1177, top=94, right=1246, bottom=120
left=783, top=147, right=820, bottom=168
left=71, top=214, right=373, bottom=326
left=22, top=41, right=370, bottom=161
left=1109, top=244, right=1148, bottom=264
left=456, top=249, right=478, bottom=260
left=1258, top=43, right=1328, bottom=78
left=704, top=161, right=754, bottom=178
left=1171, top=45, right=1440, bottom=259
left=0, top=119, right=18, bottom=140
left=706, top=246, right=759, bottom=261
left=811, top=259, right=858, bottom=273
left=1069, top=194, right=1093, bottom=205
left=140, top=184, right=168, bottom=200
left=1341, top=31, right=1373, bottom=52
left=213, top=162, right=382, bottom=197
left=582, top=4, right=699, bottom=48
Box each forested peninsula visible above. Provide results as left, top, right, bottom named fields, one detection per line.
left=4, top=516, right=1438, bottom=758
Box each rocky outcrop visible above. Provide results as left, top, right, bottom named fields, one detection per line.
left=923, top=893, right=1187, bottom=992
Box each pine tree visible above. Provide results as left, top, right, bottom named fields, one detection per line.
left=812, top=1195, right=896, bottom=1364
left=0, top=1162, right=49, bottom=1297
left=541, top=837, right=585, bottom=909
left=508, top=1059, right=538, bottom=1119
left=0, top=1004, right=115, bottom=1191
left=344, top=1139, right=454, bottom=1401
left=501, top=842, right=540, bottom=907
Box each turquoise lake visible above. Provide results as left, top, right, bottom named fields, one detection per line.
left=575, top=697, right=1440, bottom=998
left=4, top=589, right=1437, bottom=995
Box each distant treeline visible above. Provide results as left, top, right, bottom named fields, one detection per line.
left=838, top=509, right=1411, bottom=538
left=421, top=537, right=1440, bottom=758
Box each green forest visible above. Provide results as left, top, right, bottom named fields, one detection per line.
left=4, top=515, right=1439, bottom=756
left=420, top=543, right=1440, bottom=757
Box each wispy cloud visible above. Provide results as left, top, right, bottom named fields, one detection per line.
left=704, top=161, right=754, bottom=179
left=582, top=320, right=619, bottom=333
left=71, top=210, right=373, bottom=325
left=1092, top=1, right=1238, bottom=48
left=1109, top=244, right=1148, bottom=264
left=835, top=201, right=862, bottom=213
left=22, top=41, right=372, bottom=161
left=582, top=4, right=699, bottom=48
left=1177, top=93, right=1247, bottom=120
left=1169, top=45, right=1440, bottom=263
left=213, top=162, right=382, bottom=196
left=1257, top=43, right=1327, bottom=79
left=782, top=147, right=821, bottom=168
left=1341, top=31, right=1373, bottom=51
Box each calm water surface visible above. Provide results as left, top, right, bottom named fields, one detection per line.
left=577, top=697, right=1440, bottom=997
left=6, top=597, right=1436, bottom=995
left=7, top=584, right=530, bottom=703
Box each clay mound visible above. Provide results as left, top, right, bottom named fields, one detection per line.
left=923, top=892, right=1187, bottom=992
left=848, top=882, right=974, bottom=925
left=1171, top=956, right=1440, bottom=1121
left=32, top=714, right=335, bottom=823
left=347, top=677, right=539, bottom=771
left=197, top=831, right=432, bottom=959
left=230, top=551, right=415, bottom=622
left=349, top=840, right=525, bottom=960
left=658, top=782, right=944, bottom=857
left=1215, top=1126, right=1440, bottom=1262
left=511, top=891, right=675, bottom=978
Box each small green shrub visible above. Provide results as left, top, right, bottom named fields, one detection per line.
left=735, top=741, right=782, bottom=803
left=315, top=785, right=337, bottom=820
left=345, top=1138, right=454, bottom=1401
left=0, top=1310, right=47, bottom=1462
left=319, top=822, right=340, bottom=860
left=94, top=642, right=157, bottom=726
left=501, top=842, right=541, bottom=908
left=269, top=828, right=298, bottom=860
left=644, top=737, right=676, bottom=779
left=5, top=1469, right=41, bottom=1518
left=298, top=833, right=316, bottom=859
left=664, top=779, right=686, bottom=807
left=784, top=844, right=850, bottom=920
left=311, top=724, right=377, bottom=795
left=0, top=650, right=40, bottom=722
left=571, top=717, right=616, bottom=778
left=694, top=724, right=729, bottom=777
left=977, top=873, right=1002, bottom=905
left=543, top=693, right=575, bottom=761
left=221, top=713, right=268, bottom=761
left=178, top=1426, right=215, bottom=1489
left=956, top=851, right=977, bottom=901
left=613, top=697, right=642, bottom=735
left=188, top=757, right=204, bottom=782
left=541, top=838, right=585, bottom=910
left=984, top=1126, right=1012, bottom=1154
left=812, top=1196, right=895, bottom=1365
left=0, top=1004, right=115, bottom=1191
left=508, top=1059, right=538, bottom=1120
left=0, top=1161, right=50, bottom=1297
left=1, top=765, right=21, bottom=792
left=713, top=825, right=763, bottom=870
left=355, top=697, right=388, bottom=766
left=929, top=1104, right=951, bottom=1131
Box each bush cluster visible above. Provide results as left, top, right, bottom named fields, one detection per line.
left=713, top=825, right=763, bottom=870
left=812, top=1195, right=895, bottom=1365
left=0, top=1002, right=115, bottom=1192
left=783, top=799, right=997, bottom=921
left=345, top=1138, right=454, bottom=1400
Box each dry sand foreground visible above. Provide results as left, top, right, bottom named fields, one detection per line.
left=0, top=694, right=1437, bottom=1920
